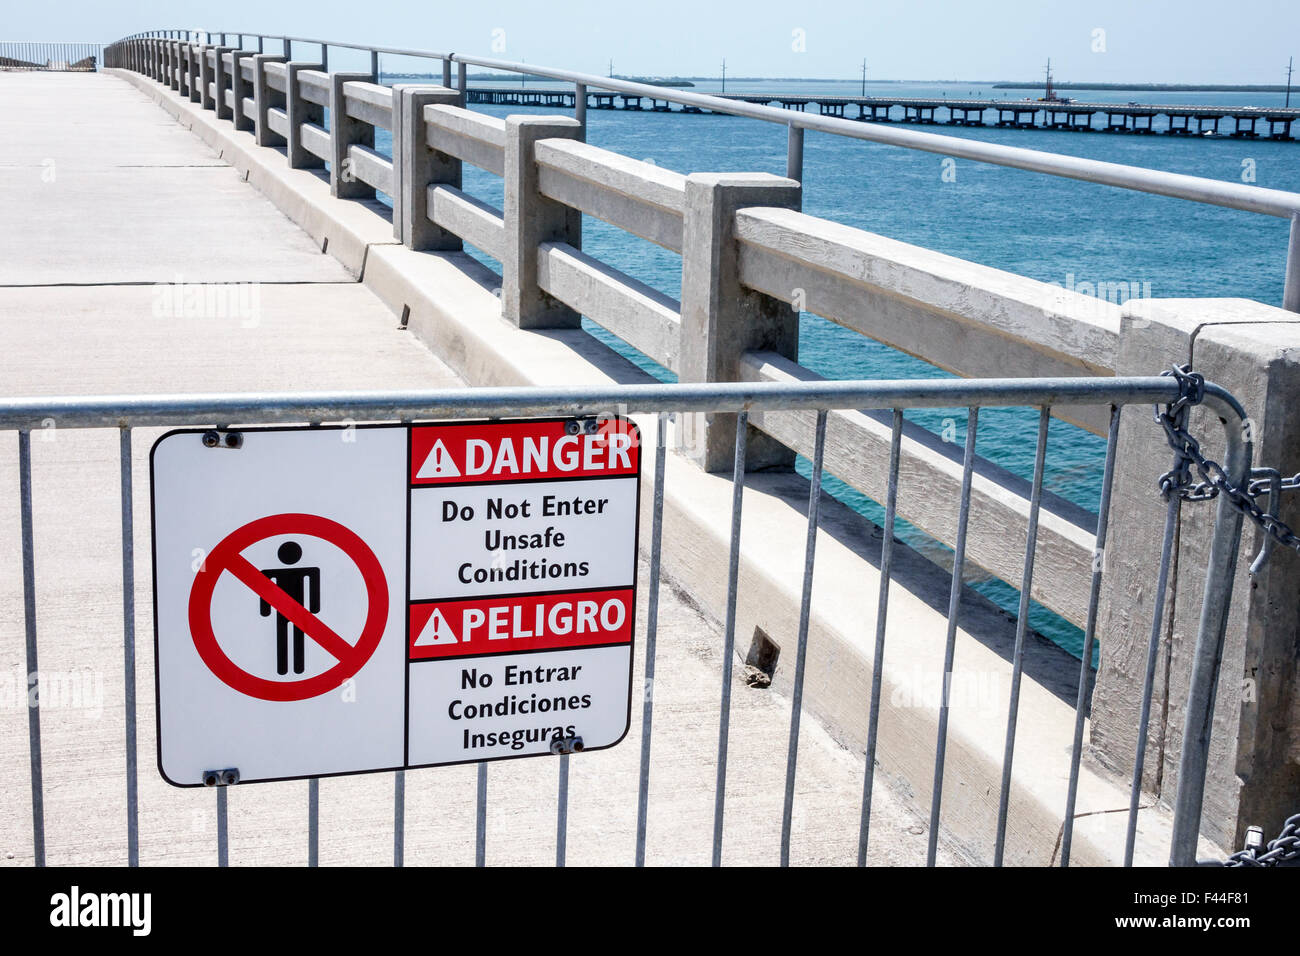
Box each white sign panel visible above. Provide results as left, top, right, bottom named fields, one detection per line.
left=151, top=418, right=640, bottom=786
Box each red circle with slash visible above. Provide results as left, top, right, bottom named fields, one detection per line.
left=188, top=513, right=388, bottom=702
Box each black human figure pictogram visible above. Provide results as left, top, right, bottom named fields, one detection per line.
left=259, top=541, right=321, bottom=676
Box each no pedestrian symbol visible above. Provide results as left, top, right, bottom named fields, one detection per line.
left=188, top=513, right=389, bottom=702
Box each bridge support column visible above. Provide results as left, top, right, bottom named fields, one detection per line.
left=502, top=115, right=583, bottom=329
left=286, top=62, right=325, bottom=168
left=392, top=85, right=463, bottom=249
left=1094, top=298, right=1300, bottom=854
left=230, top=51, right=255, bottom=131
left=252, top=54, right=286, bottom=147
left=679, top=173, right=802, bottom=472
left=330, top=72, right=377, bottom=199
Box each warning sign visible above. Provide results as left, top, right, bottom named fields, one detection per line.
left=151, top=418, right=639, bottom=785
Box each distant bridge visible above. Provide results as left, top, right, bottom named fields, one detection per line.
left=465, top=87, right=1300, bottom=139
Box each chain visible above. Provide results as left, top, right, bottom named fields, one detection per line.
left=1158, top=368, right=1300, bottom=866
left=1155, top=365, right=1300, bottom=568
left=1223, top=813, right=1300, bottom=866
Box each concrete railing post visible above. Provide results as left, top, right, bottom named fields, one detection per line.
left=177, top=44, right=192, bottom=98
left=503, top=115, right=584, bottom=329
left=330, top=72, right=377, bottom=199
left=286, top=62, right=325, bottom=168
left=1094, top=298, right=1300, bottom=852
left=198, top=46, right=216, bottom=111
left=392, top=84, right=464, bottom=249
left=252, top=54, right=287, bottom=147
left=187, top=44, right=202, bottom=103
left=174, top=42, right=186, bottom=92
left=230, top=51, right=255, bottom=132
left=679, top=173, right=803, bottom=472
left=172, top=41, right=182, bottom=90
left=151, top=39, right=162, bottom=82
left=180, top=44, right=195, bottom=98
left=213, top=47, right=235, bottom=120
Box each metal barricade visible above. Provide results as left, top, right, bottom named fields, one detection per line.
left=0, top=376, right=1250, bottom=866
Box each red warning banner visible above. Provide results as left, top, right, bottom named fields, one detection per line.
left=410, top=419, right=640, bottom=485
left=409, top=588, right=635, bottom=660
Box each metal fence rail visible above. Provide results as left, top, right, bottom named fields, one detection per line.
left=0, top=42, right=99, bottom=71
left=106, top=29, right=1300, bottom=311
left=1, top=377, right=1249, bottom=866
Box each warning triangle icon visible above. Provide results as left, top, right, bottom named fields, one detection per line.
left=413, top=608, right=458, bottom=646
left=416, top=439, right=461, bottom=479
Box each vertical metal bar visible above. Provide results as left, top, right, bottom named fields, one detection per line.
left=1284, top=211, right=1300, bottom=313
left=1169, top=411, right=1249, bottom=866
left=858, top=409, right=903, bottom=865
left=370, top=49, right=379, bottom=81
left=216, top=787, right=228, bottom=867
left=780, top=410, right=828, bottom=866
left=635, top=413, right=668, bottom=866
left=393, top=770, right=405, bottom=867
left=993, top=406, right=1050, bottom=865
left=119, top=427, right=139, bottom=866
left=442, top=57, right=452, bottom=88
left=319, top=44, right=328, bottom=71
left=475, top=762, right=487, bottom=866
left=18, top=431, right=45, bottom=867
left=926, top=405, right=980, bottom=866
left=307, top=777, right=319, bottom=866
left=575, top=82, right=587, bottom=129
left=711, top=410, right=749, bottom=867
left=257, top=35, right=263, bottom=54
left=457, top=61, right=467, bottom=91
left=1061, top=405, right=1121, bottom=865
left=786, top=124, right=804, bottom=182
left=556, top=754, right=570, bottom=867
left=1125, top=495, right=1179, bottom=865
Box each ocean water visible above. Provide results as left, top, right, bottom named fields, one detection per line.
left=371, top=78, right=1300, bottom=660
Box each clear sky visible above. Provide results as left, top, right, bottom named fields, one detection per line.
left=7, top=0, right=1298, bottom=85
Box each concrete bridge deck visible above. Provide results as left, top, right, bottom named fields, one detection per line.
left=0, top=71, right=947, bottom=866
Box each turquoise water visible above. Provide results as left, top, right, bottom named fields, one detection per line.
left=372, top=78, right=1300, bottom=661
